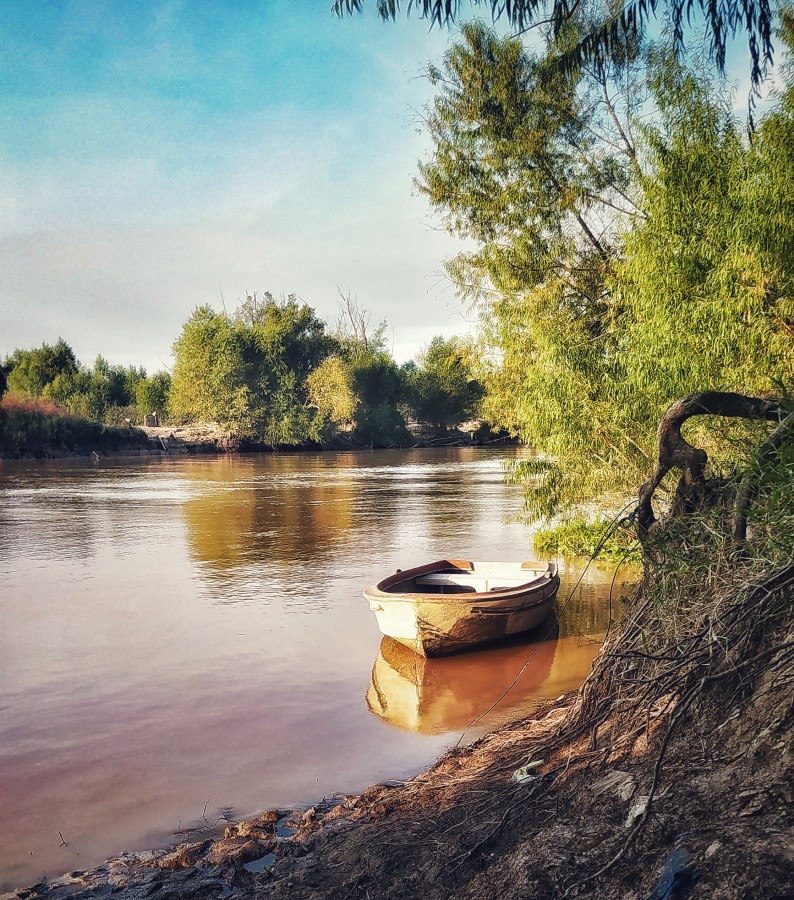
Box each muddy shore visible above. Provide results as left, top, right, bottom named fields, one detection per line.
left=4, top=653, right=791, bottom=900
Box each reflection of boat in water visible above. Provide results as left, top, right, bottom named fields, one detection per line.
left=363, top=559, right=560, bottom=657
left=366, top=627, right=558, bottom=734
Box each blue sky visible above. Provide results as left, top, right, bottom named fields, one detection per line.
left=0, top=1, right=781, bottom=374
left=0, top=0, right=470, bottom=372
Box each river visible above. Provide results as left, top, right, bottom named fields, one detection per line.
left=0, top=449, right=630, bottom=890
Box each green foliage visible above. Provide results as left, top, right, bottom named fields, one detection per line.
left=319, top=292, right=413, bottom=447
left=306, top=355, right=358, bottom=425
left=62, top=356, right=146, bottom=422
left=333, top=0, right=775, bottom=97
left=2, top=293, right=481, bottom=450
left=168, top=294, right=333, bottom=446
left=422, top=21, right=794, bottom=519
left=534, top=516, right=640, bottom=561
left=405, top=335, right=484, bottom=431
left=4, top=340, right=150, bottom=425
left=615, top=52, right=794, bottom=425
left=135, top=372, right=172, bottom=421
left=0, top=399, right=148, bottom=457
left=420, top=21, right=646, bottom=515
left=742, top=401, right=794, bottom=567
left=168, top=304, right=249, bottom=427
left=351, top=351, right=410, bottom=447
left=6, top=339, right=79, bottom=398
left=419, top=19, right=638, bottom=307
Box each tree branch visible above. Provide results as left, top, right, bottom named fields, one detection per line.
left=637, top=392, right=785, bottom=534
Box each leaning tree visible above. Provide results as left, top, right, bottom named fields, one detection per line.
left=637, top=391, right=792, bottom=545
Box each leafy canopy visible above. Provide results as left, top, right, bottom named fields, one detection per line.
left=420, top=18, right=794, bottom=519
left=169, top=294, right=333, bottom=446
left=405, top=335, right=484, bottom=430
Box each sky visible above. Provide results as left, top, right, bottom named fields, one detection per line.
left=0, top=0, right=474, bottom=373
left=0, top=1, right=782, bottom=375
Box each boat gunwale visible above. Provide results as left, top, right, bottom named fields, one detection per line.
left=363, top=559, right=559, bottom=606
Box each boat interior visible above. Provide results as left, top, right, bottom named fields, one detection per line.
left=383, top=561, right=550, bottom=595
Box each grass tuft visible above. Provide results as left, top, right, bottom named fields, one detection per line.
left=534, top=515, right=641, bottom=561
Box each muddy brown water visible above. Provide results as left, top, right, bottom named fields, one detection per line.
left=0, top=449, right=633, bottom=890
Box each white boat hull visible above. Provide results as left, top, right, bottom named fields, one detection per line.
left=364, top=559, right=559, bottom=657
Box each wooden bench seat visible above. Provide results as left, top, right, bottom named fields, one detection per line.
left=415, top=572, right=529, bottom=591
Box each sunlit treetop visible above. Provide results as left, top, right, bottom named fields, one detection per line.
left=332, top=0, right=775, bottom=92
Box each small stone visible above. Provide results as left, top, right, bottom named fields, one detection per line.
left=159, top=841, right=211, bottom=871
left=739, top=798, right=765, bottom=817
left=625, top=795, right=649, bottom=828
left=591, top=770, right=635, bottom=799
left=226, top=814, right=280, bottom=840
left=705, top=841, right=721, bottom=859
left=204, top=837, right=275, bottom=868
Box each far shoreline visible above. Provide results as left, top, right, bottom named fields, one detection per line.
left=0, top=421, right=518, bottom=462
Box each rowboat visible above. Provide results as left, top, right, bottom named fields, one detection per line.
left=363, top=559, right=559, bottom=657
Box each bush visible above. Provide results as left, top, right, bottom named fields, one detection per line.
left=0, top=397, right=148, bottom=457
left=534, top=515, right=641, bottom=561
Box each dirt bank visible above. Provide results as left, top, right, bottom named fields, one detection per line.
left=137, top=424, right=235, bottom=453
left=0, top=423, right=229, bottom=460
left=5, top=594, right=791, bottom=900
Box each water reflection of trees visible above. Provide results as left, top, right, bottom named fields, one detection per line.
left=180, top=451, right=490, bottom=577
left=182, top=457, right=357, bottom=574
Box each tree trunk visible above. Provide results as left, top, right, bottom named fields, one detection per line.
left=637, top=392, right=785, bottom=536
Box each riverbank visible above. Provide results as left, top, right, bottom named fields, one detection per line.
left=0, top=415, right=242, bottom=459
left=6, top=554, right=791, bottom=900
left=0, top=416, right=513, bottom=460
left=4, top=399, right=790, bottom=898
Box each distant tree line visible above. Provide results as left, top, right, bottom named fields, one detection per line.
left=0, top=293, right=485, bottom=449
left=1, top=338, right=171, bottom=427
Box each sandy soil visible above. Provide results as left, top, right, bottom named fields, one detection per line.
left=138, top=424, right=234, bottom=452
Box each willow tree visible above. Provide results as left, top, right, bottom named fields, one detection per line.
left=615, top=50, right=794, bottom=448
left=419, top=16, right=793, bottom=518
left=418, top=19, right=645, bottom=514
left=333, top=0, right=775, bottom=98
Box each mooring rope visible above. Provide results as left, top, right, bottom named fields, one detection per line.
left=453, top=500, right=640, bottom=748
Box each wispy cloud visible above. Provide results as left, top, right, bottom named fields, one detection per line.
left=0, top=2, right=470, bottom=371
